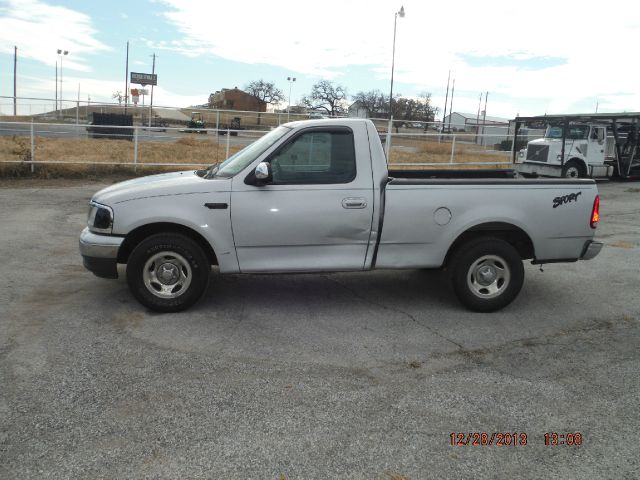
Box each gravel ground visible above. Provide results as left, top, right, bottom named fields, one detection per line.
left=0, top=179, right=638, bottom=479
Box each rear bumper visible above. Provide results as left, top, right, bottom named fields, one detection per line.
left=79, top=227, right=124, bottom=279
left=580, top=240, right=603, bottom=260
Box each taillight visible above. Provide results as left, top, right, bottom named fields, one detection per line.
left=590, top=195, right=600, bottom=228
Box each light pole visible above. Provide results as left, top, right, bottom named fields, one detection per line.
left=57, top=49, right=68, bottom=117
left=385, top=6, right=405, bottom=160
left=287, top=76, right=296, bottom=122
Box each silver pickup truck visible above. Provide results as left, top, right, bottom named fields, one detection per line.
left=80, top=119, right=602, bottom=313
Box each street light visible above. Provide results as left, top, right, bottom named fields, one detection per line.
left=57, top=49, right=68, bottom=116
left=385, top=6, right=405, bottom=160
left=287, top=76, right=296, bottom=122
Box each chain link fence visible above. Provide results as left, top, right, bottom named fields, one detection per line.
left=0, top=96, right=541, bottom=175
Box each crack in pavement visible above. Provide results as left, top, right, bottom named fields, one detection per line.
left=322, top=275, right=465, bottom=351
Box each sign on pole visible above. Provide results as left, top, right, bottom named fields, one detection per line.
left=130, top=72, right=157, bottom=86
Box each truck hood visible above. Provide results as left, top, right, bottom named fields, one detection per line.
left=529, top=138, right=551, bottom=146
left=92, top=170, right=231, bottom=205
left=529, top=138, right=576, bottom=146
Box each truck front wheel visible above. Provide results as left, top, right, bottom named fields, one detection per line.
left=562, top=160, right=586, bottom=178
left=126, top=233, right=210, bottom=312
left=449, top=237, right=524, bottom=312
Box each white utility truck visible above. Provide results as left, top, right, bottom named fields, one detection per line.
left=513, top=113, right=640, bottom=179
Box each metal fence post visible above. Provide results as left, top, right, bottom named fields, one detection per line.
left=30, top=119, right=35, bottom=173
left=385, top=119, right=393, bottom=161
left=450, top=135, right=456, bottom=163
left=133, top=126, right=138, bottom=172
left=226, top=129, right=230, bottom=159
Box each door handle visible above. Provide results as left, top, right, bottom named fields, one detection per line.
left=342, top=197, right=367, bottom=209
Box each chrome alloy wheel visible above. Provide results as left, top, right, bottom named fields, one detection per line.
left=467, top=254, right=511, bottom=299
left=142, top=251, right=192, bottom=299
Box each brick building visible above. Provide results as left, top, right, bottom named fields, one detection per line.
left=208, top=87, right=267, bottom=112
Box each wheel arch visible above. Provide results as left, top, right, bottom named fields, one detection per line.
left=117, top=222, right=218, bottom=266
left=443, top=222, right=535, bottom=267
left=565, top=157, right=588, bottom=176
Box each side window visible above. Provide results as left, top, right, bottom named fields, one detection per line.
left=269, top=130, right=356, bottom=184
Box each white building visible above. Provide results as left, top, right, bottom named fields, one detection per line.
left=347, top=101, right=369, bottom=119
left=442, top=112, right=511, bottom=147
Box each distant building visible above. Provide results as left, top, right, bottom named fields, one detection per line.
left=348, top=101, right=369, bottom=118
left=442, top=112, right=511, bottom=147
left=347, top=101, right=389, bottom=119
left=208, top=87, right=267, bottom=112
left=287, top=105, right=307, bottom=114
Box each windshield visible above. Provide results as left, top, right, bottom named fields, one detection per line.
left=214, top=126, right=290, bottom=178
left=545, top=125, right=589, bottom=140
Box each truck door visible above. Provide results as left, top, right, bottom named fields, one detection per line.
left=586, top=126, right=606, bottom=165
left=230, top=127, right=375, bottom=272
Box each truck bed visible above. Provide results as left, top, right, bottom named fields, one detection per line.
left=388, top=169, right=517, bottom=179
left=388, top=169, right=595, bottom=185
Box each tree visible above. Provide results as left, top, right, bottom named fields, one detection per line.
left=112, top=91, right=125, bottom=105
left=244, top=79, right=285, bottom=106
left=350, top=90, right=437, bottom=126
left=351, top=89, right=387, bottom=117
left=391, top=92, right=439, bottom=126
left=301, top=80, right=347, bottom=116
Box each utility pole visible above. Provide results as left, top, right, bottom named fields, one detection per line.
left=13, top=46, right=17, bottom=116
left=481, top=91, right=489, bottom=146
left=124, top=41, right=129, bottom=113
left=149, top=53, right=156, bottom=128
left=55, top=61, right=58, bottom=113
left=441, top=70, right=450, bottom=134
left=447, top=78, right=455, bottom=134
left=475, top=92, right=482, bottom=144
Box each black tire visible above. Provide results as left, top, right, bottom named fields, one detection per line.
left=126, top=233, right=210, bottom=312
left=561, top=160, right=586, bottom=178
left=449, top=237, right=524, bottom=312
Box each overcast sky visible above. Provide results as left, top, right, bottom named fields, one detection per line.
left=1, top=0, right=639, bottom=119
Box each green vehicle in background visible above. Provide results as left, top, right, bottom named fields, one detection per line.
left=186, top=112, right=207, bottom=133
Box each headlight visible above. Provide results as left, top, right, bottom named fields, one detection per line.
left=87, top=202, right=113, bottom=234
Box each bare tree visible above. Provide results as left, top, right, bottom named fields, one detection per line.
left=112, top=91, right=125, bottom=105
left=351, top=89, right=387, bottom=117
left=301, top=80, right=347, bottom=116
left=244, top=79, right=285, bottom=106
left=389, top=92, right=439, bottom=125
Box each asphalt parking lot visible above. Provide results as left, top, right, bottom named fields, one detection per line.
left=0, top=179, right=638, bottom=479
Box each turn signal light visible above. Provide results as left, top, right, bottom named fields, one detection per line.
left=590, top=195, right=600, bottom=228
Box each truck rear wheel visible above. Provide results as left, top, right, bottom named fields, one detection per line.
left=126, top=233, right=210, bottom=312
left=449, top=237, right=524, bottom=312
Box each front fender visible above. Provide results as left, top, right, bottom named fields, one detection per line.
left=112, top=192, right=239, bottom=273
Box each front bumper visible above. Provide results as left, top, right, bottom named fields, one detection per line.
left=79, top=227, right=124, bottom=279
left=580, top=240, right=603, bottom=260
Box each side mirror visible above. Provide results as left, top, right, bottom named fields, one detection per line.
left=254, top=161, right=272, bottom=184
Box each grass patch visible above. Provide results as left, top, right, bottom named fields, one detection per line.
left=390, top=136, right=510, bottom=169
left=0, top=135, right=243, bottom=178
left=0, top=134, right=510, bottom=179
